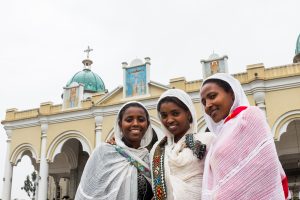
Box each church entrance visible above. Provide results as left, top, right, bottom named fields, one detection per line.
left=276, top=120, right=300, bottom=199
left=47, top=138, right=89, bottom=199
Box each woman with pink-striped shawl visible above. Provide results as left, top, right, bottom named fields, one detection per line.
left=200, top=73, right=288, bottom=200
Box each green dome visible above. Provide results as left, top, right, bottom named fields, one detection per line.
left=66, top=68, right=106, bottom=93
left=296, top=34, right=300, bottom=55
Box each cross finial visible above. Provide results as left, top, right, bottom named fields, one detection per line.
left=84, top=46, right=93, bottom=59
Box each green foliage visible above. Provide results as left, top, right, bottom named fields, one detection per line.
left=21, top=171, right=38, bottom=200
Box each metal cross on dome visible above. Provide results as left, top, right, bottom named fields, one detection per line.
left=84, top=46, right=93, bottom=59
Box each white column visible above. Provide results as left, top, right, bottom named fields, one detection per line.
left=53, top=175, right=61, bottom=199
left=95, top=115, right=103, bottom=146
left=38, top=121, right=49, bottom=200
left=253, top=91, right=266, bottom=115
left=145, top=57, right=151, bottom=95
left=34, top=171, right=39, bottom=200
left=2, top=129, right=13, bottom=200
left=251, top=80, right=266, bottom=116
left=69, top=169, right=77, bottom=198
left=122, top=61, right=128, bottom=98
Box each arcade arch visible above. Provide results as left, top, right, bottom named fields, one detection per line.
left=274, top=111, right=300, bottom=198
left=10, top=143, right=38, bottom=169
left=46, top=131, right=92, bottom=199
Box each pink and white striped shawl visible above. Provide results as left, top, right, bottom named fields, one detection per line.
left=201, top=106, right=287, bottom=199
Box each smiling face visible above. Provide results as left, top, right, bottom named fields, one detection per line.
left=200, top=81, right=234, bottom=123
left=119, top=106, right=149, bottom=149
left=159, top=101, right=191, bottom=142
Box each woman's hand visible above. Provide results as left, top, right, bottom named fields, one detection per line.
left=106, top=136, right=116, bottom=145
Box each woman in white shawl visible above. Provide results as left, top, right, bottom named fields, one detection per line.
left=75, top=101, right=155, bottom=200
left=200, top=73, right=288, bottom=199
left=151, top=89, right=215, bottom=200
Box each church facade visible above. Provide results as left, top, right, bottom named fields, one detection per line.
left=2, top=36, right=300, bottom=199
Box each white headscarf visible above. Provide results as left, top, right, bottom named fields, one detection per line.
left=75, top=101, right=153, bottom=200
left=200, top=73, right=250, bottom=133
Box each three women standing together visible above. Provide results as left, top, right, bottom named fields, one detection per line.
left=76, top=73, right=287, bottom=200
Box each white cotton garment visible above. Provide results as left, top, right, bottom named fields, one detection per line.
left=75, top=101, right=153, bottom=200
left=151, top=89, right=215, bottom=200
left=164, top=131, right=215, bottom=200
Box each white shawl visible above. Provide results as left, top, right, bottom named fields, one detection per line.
left=151, top=89, right=215, bottom=200
left=200, top=73, right=287, bottom=199
left=75, top=101, right=153, bottom=200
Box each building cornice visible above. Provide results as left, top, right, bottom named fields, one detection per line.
left=243, top=76, right=300, bottom=95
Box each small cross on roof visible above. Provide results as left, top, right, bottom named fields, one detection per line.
left=84, top=46, right=93, bottom=59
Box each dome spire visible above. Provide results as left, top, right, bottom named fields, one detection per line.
left=84, top=46, right=93, bottom=59
left=82, top=46, right=93, bottom=70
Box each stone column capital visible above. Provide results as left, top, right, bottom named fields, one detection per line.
left=253, top=91, right=266, bottom=105
left=95, top=115, right=103, bottom=126
left=4, top=128, right=12, bottom=139
left=40, top=119, right=48, bottom=136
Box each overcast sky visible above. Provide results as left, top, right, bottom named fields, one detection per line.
left=0, top=0, right=299, bottom=198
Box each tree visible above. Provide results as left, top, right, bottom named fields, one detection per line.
left=21, top=171, right=38, bottom=200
